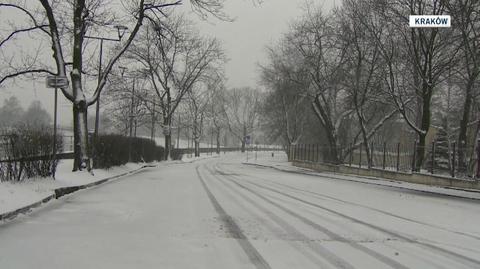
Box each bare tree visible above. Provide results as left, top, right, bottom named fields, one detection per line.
left=337, top=0, right=399, bottom=167
left=272, top=4, right=353, bottom=163
left=186, top=83, right=210, bottom=156
left=355, top=0, right=459, bottom=170
left=446, top=0, right=480, bottom=170
left=205, top=75, right=228, bottom=153
left=0, top=0, right=227, bottom=171
left=127, top=14, right=224, bottom=159
left=260, top=41, right=310, bottom=146
left=223, top=87, right=261, bottom=152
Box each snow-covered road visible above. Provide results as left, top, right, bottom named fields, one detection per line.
left=1, top=153, right=480, bottom=268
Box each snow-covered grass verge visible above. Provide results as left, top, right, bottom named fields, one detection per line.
left=246, top=152, right=480, bottom=200
left=0, top=159, right=147, bottom=220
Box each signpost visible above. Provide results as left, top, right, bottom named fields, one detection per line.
left=46, top=75, right=68, bottom=177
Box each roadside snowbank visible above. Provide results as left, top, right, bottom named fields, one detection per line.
left=0, top=160, right=145, bottom=218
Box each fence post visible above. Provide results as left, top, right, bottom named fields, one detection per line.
left=412, top=141, right=417, bottom=172
left=452, top=142, right=456, bottom=178
left=309, top=144, right=312, bottom=162
left=313, top=144, right=316, bottom=162
left=382, top=142, right=386, bottom=170
left=310, top=144, right=313, bottom=162
left=296, top=144, right=299, bottom=161
left=359, top=143, right=362, bottom=168
left=288, top=144, right=291, bottom=161
left=307, top=144, right=310, bottom=161
left=298, top=144, right=301, bottom=161
left=396, top=143, right=400, bottom=171
left=312, top=144, right=314, bottom=162
left=301, top=144, right=304, bottom=161
left=295, top=144, right=298, bottom=161
left=431, top=141, right=435, bottom=174
left=304, top=144, right=307, bottom=161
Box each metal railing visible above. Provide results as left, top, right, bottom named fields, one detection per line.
left=288, top=141, right=477, bottom=179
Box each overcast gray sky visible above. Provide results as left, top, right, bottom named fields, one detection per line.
left=188, top=0, right=336, bottom=89
left=0, top=0, right=336, bottom=126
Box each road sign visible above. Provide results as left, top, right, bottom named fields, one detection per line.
left=244, top=135, right=251, bottom=145
left=46, top=76, right=69, bottom=88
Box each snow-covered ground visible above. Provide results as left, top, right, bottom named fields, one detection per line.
left=1, top=152, right=480, bottom=268
left=0, top=159, right=144, bottom=217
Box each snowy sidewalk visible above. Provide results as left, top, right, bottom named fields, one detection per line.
left=0, top=160, right=147, bottom=220
left=245, top=152, right=480, bottom=200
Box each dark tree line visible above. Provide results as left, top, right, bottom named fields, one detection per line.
left=260, top=0, right=480, bottom=170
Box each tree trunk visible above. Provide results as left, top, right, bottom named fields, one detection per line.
left=71, top=0, right=89, bottom=171
left=195, top=140, right=200, bottom=157
left=72, top=100, right=90, bottom=171
left=415, top=132, right=427, bottom=171
left=457, top=82, right=473, bottom=172
left=414, top=83, right=433, bottom=171
left=163, top=116, right=172, bottom=160
left=311, top=98, right=339, bottom=163
left=164, top=134, right=171, bottom=160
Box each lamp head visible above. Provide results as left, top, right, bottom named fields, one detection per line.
left=114, top=25, right=129, bottom=40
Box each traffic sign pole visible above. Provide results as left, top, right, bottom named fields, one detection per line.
left=46, top=75, right=67, bottom=178
left=53, top=86, right=58, bottom=178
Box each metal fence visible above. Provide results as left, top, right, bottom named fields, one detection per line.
left=175, top=145, right=285, bottom=158
left=288, top=141, right=477, bottom=179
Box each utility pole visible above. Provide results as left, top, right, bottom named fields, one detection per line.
left=94, top=39, right=103, bottom=141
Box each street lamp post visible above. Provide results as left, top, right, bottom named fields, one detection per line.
left=85, top=25, right=127, bottom=166
left=129, top=77, right=136, bottom=162
left=120, top=67, right=149, bottom=162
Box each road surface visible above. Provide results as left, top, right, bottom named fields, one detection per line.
left=1, top=153, right=480, bottom=268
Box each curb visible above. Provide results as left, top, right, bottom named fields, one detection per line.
left=0, top=194, right=56, bottom=221
left=54, top=164, right=155, bottom=198
left=242, top=162, right=480, bottom=201
left=0, top=164, right=155, bottom=222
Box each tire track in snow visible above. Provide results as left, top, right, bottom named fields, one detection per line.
left=252, top=175, right=480, bottom=242
left=212, top=165, right=410, bottom=269
left=226, top=169, right=480, bottom=268
left=195, top=165, right=271, bottom=269
left=203, top=164, right=355, bottom=269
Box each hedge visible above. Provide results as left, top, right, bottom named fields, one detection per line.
left=0, top=125, right=63, bottom=182
left=93, top=135, right=164, bottom=169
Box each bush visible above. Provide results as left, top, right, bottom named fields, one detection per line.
left=93, top=134, right=164, bottom=169
left=0, top=125, right=63, bottom=182
left=171, top=148, right=187, bottom=160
